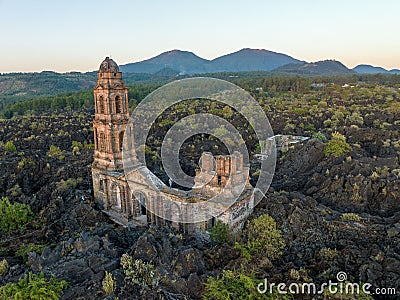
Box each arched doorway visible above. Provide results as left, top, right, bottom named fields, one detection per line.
left=132, top=191, right=147, bottom=216
left=112, top=184, right=122, bottom=210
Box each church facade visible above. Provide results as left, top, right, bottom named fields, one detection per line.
left=91, top=57, right=254, bottom=233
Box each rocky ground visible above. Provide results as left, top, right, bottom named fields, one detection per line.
left=0, top=105, right=399, bottom=299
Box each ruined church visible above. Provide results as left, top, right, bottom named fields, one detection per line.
left=91, top=57, right=254, bottom=232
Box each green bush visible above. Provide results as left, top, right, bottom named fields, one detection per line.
left=324, top=132, right=352, bottom=157
left=0, top=272, right=67, bottom=300
left=83, top=143, right=95, bottom=149
left=4, top=141, right=16, bottom=153
left=71, top=141, right=83, bottom=150
left=56, top=178, right=81, bottom=191
left=102, top=271, right=116, bottom=296
left=47, top=145, right=63, bottom=157
left=0, top=197, right=33, bottom=233
left=17, top=158, right=35, bottom=170
left=319, top=248, right=338, bottom=262
left=15, top=243, right=47, bottom=263
left=120, top=254, right=158, bottom=288
left=203, top=270, right=289, bottom=300
left=235, top=214, right=285, bottom=261
left=312, top=131, right=327, bottom=142
left=0, top=259, right=8, bottom=277
left=210, top=221, right=229, bottom=245
left=341, top=213, right=361, bottom=222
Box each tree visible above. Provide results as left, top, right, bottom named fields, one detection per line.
left=236, top=214, right=285, bottom=261
left=0, top=272, right=67, bottom=300
left=210, top=221, right=229, bottom=245
left=0, top=197, right=33, bottom=233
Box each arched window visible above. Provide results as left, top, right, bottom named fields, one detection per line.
left=99, top=95, right=105, bottom=114
left=115, top=95, right=122, bottom=113
left=133, top=192, right=147, bottom=216
left=99, top=179, right=104, bottom=191
left=119, top=131, right=124, bottom=151
left=112, top=185, right=121, bottom=209
left=99, top=132, right=106, bottom=151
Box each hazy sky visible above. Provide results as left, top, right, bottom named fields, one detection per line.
left=1, top=0, right=399, bottom=73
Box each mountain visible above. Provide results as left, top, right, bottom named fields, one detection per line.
left=272, top=60, right=355, bottom=76
left=120, top=50, right=211, bottom=74
left=120, top=48, right=300, bottom=74
left=210, top=48, right=301, bottom=72
left=353, top=64, right=400, bottom=75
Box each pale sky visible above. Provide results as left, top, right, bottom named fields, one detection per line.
left=1, top=0, right=399, bottom=73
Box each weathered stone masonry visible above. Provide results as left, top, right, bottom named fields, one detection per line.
left=92, top=57, right=254, bottom=233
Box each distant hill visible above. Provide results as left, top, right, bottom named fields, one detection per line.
left=272, top=60, right=355, bottom=76
left=210, top=48, right=301, bottom=72
left=0, top=71, right=96, bottom=104
left=353, top=64, right=400, bottom=75
left=120, top=50, right=212, bottom=74
left=2, top=49, right=400, bottom=105
left=120, top=48, right=300, bottom=74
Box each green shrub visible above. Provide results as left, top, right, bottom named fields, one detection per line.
left=235, top=214, right=285, bottom=261
left=210, top=221, right=229, bottom=245
left=71, top=141, right=83, bottom=150
left=47, top=145, right=63, bottom=157
left=324, top=132, right=352, bottom=157
left=102, top=271, right=116, bottom=296
left=15, top=243, right=47, bottom=263
left=83, top=143, right=95, bottom=149
left=120, top=254, right=158, bottom=288
left=0, top=259, right=8, bottom=277
left=203, top=270, right=289, bottom=300
left=304, top=123, right=316, bottom=132
left=341, top=213, right=361, bottom=222
left=17, top=158, right=35, bottom=170
left=0, top=272, right=67, bottom=300
left=8, top=183, right=22, bottom=197
left=4, top=141, right=16, bottom=153
left=319, top=248, right=338, bottom=262
left=0, top=197, right=33, bottom=233
left=56, top=178, right=81, bottom=191
left=312, top=131, right=327, bottom=142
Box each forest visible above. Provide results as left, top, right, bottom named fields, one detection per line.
left=1, top=72, right=400, bottom=119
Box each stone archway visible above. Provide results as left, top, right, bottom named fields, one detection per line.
left=132, top=191, right=147, bottom=216
left=112, top=184, right=122, bottom=210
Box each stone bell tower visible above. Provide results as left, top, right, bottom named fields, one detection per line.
left=92, top=57, right=135, bottom=216
left=92, top=57, right=129, bottom=171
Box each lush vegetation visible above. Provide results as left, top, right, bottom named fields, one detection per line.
left=210, top=220, right=229, bottom=245
left=235, top=214, right=285, bottom=261
left=120, top=254, right=158, bottom=288
left=0, top=272, right=67, bottom=300
left=324, top=132, right=352, bottom=157
left=204, top=269, right=289, bottom=300
left=0, top=197, right=33, bottom=233
left=1, top=72, right=400, bottom=119
left=0, top=85, right=158, bottom=118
